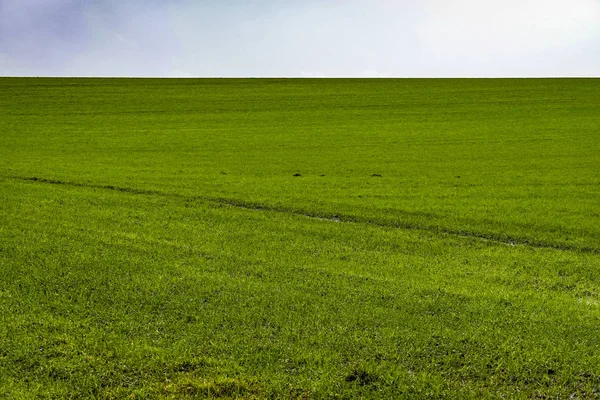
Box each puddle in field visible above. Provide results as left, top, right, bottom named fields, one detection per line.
left=307, top=215, right=341, bottom=223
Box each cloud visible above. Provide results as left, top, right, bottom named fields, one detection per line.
left=0, top=0, right=598, bottom=77
left=416, top=0, right=600, bottom=75
left=0, top=0, right=88, bottom=73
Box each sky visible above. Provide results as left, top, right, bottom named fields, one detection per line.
left=0, top=0, right=599, bottom=77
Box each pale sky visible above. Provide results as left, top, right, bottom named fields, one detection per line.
left=1, top=0, right=599, bottom=77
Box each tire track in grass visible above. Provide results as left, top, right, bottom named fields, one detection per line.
left=9, top=175, right=600, bottom=255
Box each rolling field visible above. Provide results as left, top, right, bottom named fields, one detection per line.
left=0, top=78, right=599, bottom=398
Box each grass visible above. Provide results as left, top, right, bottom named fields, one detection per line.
left=0, top=78, right=599, bottom=398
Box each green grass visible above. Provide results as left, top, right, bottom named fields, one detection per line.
left=0, top=78, right=599, bottom=398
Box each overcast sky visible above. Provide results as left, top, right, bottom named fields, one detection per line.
left=1, top=0, right=599, bottom=77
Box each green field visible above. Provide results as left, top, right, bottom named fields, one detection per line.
left=1, top=78, right=599, bottom=398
